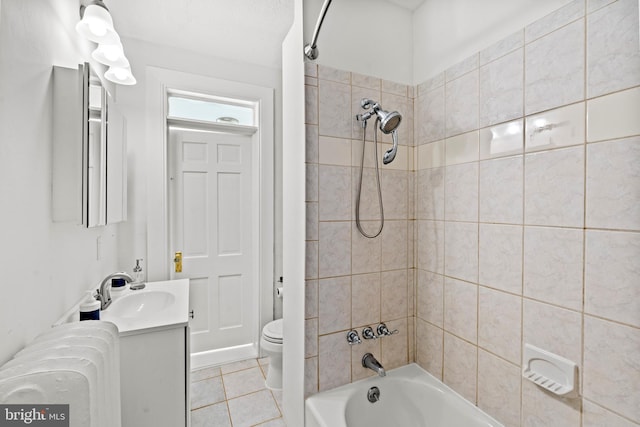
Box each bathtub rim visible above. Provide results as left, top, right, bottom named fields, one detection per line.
left=305, top=362, right=505, bottom=427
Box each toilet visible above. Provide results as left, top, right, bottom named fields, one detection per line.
left=260, top=318, right=283, bottom=390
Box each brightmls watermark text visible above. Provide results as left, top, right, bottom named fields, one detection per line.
left=0, top=405, right=69, bottom=426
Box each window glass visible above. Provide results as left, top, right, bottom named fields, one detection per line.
left=168, top=96, right=254, bottom=126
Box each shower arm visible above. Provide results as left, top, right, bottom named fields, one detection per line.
left=304, top=0, right=334, bottom=60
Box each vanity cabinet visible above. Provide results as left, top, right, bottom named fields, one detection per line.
left=119, top=325, right=190, bottom=427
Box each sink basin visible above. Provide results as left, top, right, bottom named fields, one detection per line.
left=108, top=290, right=176, bottom=318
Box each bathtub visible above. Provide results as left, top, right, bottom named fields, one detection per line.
left=305, top=363, right=504, bottom=427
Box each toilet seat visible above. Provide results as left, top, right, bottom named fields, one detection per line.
left=262, top=319, right=283, bottom=344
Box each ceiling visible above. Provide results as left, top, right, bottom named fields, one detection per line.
left=107, top=0, right=426, bottom=69
left=108, top=0, right=295, bottom=69
left=386, top=0, right=427, bottom=10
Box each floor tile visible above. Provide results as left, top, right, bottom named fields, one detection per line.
left=190, top=358, right=286, bottom=427
left=191, top=366, right=221, bottom=382
left=190, top=401, right=231, bottom=427
left=219, top=358, right=259, bottom=375
left=191, top=376, right=226, bottom=409
left=222, top=366, right=266, bottom=399
left=256, top=418, right=287, bottom=427
left=227, top=390, right=281, bottom=427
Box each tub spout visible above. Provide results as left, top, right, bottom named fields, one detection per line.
left=362, top=353, right=386, bottom=377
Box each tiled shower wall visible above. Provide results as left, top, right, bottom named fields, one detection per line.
left=303, top=64, right=416, bottom=396
left=414, top=1, right=640, bottom=426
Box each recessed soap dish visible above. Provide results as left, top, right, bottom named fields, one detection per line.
left=522, top=344, right=578, bottom=397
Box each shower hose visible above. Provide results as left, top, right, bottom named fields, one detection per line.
left=355, top=117, right=385, bottom=239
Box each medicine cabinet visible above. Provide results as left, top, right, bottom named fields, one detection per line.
left=52, top=63, right=127, bottom=227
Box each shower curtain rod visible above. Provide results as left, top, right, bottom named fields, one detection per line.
left=304, top=0, right=333, bottom=60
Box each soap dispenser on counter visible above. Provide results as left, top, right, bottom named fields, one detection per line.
left=130, top=259, right=146, bottom=290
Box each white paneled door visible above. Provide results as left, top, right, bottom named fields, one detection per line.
left=169, top=128, right=257, bottom=356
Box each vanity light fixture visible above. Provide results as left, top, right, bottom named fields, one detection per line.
left=104, top=66, right=137, bottom=86
left=91, top=42, right=129, bottom=68
left=76, top=0, right=136, bottom=85
left=75, top=1, right=118, bottom=44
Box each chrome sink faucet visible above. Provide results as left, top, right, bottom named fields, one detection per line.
left=362, top=353, right=386, bottom=377
left=97, top=272, right=133, bottom=310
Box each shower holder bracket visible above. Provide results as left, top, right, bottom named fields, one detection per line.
left=522, top=343, right=578, bottom=398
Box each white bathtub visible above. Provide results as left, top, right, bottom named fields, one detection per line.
left=305, top=363, right=504, bottom=427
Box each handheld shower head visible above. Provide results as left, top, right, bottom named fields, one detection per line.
left=356, top=98, right=402, bottom=165
left=376, top=109, right=402, bottom=134
left=382, top=130, right=399, bottom=164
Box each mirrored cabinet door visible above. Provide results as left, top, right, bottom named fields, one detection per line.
left=52, top=63, right=127, bottom=227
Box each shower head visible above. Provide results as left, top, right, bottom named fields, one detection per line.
left=376, top=109, right=402, bottom=134
left=356, top=98, right=402, bottom=165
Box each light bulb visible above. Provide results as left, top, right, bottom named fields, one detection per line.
left=88, top=21, right=107, bottom=37
left=114, top=68, right=128, bottom=80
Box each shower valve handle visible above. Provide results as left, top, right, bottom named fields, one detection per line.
left=377, top=323, right=399, bottom=337
left=362, top=326, right=378, bottom=340
left=346, top=330, right=362, bottom=345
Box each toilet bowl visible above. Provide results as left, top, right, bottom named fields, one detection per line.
left=260, top=318, right=283, bottom=390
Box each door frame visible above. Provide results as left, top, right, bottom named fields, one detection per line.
left=146, top=67, right=274, bottom=362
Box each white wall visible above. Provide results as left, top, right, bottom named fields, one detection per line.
left=0, top=0, right=121, bottom=364
left=304, top=0, right=414, bottom=84
left=413, top=0, right=575, bottom=82
left=282, top=1, right=306, bottom=424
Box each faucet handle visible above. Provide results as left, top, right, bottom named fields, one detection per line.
left=362, top=326, right=377, bottom=340
left=346, top=330, right=362, bottom=345
left=376, top=323, right=399, bottom=337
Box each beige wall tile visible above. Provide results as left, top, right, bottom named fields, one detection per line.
left=445, top=130, right=479, bottom=165
left=445, top=71, right=479, bottom=137
left=480, top=120, right=524, bottom=160
left=587, top=87, right=640, bottom=142
left=444, top=221, right=478, bottom=283
left=587, top=0, right=640, bottom=98
left=444, top=162, right=479, bottom=222
left=585, top=230, right=640, bottom=327
left=479, top=48, right=524, bottom=127
left=416, top=270, right=444, bottom=327
left=525, top=102, right=585, bottom=152
left=416, top=319, right=443, bottom=379
left=525, top=19, right=585, bottom=115
left=479, top=155, right=523, bottom=224
left=524, top=146, right=585, bottom=228
left=586, top=137, right=640, bottom=230
left=521, top=380, right=581, bottom=427
left=351, top=222, right=381, bottom=274
left=443, top=332, right=478, bottom=404
left=444, top=277, right=478, bottom=343
left=318, top=79, right=352, bottom=138
left=523, top=300, right=582, bottom=369
left=318, top=332, right=351, bottom=391
left=583, top=399, right=640, bottom=427
left=478, top=349, right=522, bottom=427
left=584, top=316, right=640, bottom=423
left=318, top=221, right=351, bottom=277
left=478, top=287, right=522, bottom=364
left=351, top=273, right=381, bottom=328
left=318, top=276, right=351, bottom=335
left=524, top=226, right=584, bottom=310
left=479, top=223, right=523, bottom=295
left=417, top=220, right=445, bottom=274
left=381, top=270, right=408, bottom=321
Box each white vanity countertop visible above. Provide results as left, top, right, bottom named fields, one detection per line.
left=101, top=279, right=190, bottom=336
left=54, top=279, right=190, bottom=337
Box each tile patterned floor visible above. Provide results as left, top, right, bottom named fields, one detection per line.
left=190, top=358, right=286, bottom=427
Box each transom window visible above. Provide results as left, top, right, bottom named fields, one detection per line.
left=167, top=93, right=255, bottom=127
